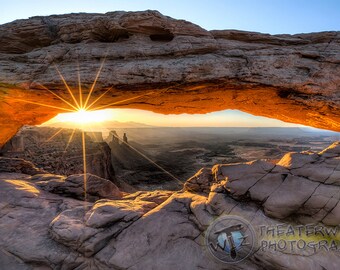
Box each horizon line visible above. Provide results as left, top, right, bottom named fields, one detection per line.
left=37, top=124, right=339, bottom=132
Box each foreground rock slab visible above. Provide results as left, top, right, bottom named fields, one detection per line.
left=186, top=141, right=340, bottom=225
left=0, top=142, right=339, bottom=269
left=36, top=173, right=122, bottom=202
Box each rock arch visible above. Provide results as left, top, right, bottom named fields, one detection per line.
left=0, top=10, right=339, bottom=146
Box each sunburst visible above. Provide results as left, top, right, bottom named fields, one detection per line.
left=110, top=132, right=183, bottom=185
left=3, top=60, right=182, bottom=200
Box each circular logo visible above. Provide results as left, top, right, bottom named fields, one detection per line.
left=205, top=215, right=256, bottom=264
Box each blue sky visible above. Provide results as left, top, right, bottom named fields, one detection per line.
left=0, top=0, right=339, bottom=34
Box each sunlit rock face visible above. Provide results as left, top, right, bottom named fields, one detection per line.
left=0, top=10, right=339, bottom=146
left=185, top=141, right=340, bottom=226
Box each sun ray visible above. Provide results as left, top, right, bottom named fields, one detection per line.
left=54, top=64, right=81, bottom=109
left=85, top=125, right=94, bottom=138
left=36, top=83, right=79, bottom=111
left=89, top=127, right=98, bottom=141
left=111, top=132, right=183, bottom=185
left=57, top=128, right=76, bottom=174
left=46, top=128, right=64, bottom=142
left=90, top=91, right=155, bottom=111
left=85, top=87, right=113, bottom=111
left=81, top=130, right=87, bottom=201
left=83, top=57, right=106, bottom=109
left=77, top=61, right=83, bottom=109
left=64, top=128, right=76, bottom=152
left=7, top=97, right=75, bottom=112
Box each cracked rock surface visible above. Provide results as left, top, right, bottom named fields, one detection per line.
left=186, top=141, right=340, bottom=226
left=0, top=142, right=339, bottom=269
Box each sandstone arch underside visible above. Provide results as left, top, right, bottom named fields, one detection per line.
left=0, top=10, right=339, bottom=146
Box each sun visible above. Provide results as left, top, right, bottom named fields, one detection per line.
left=54, top=108, right=114, bottom=124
